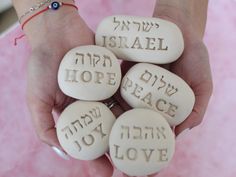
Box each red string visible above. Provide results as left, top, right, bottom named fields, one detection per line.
left=14, top=34, right=26, bottom=46
left=14, top=3, right=78, bottom=46
left=62, top=3, right=78, bottom=10
left=21, top=3, right=78, bottom=30
left=21, top=7, right=49, bottom=30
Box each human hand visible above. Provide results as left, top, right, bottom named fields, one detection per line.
left=25, top=9, right=120, bottom=177
left=115, top=5, right=213, bottom=177
left=152, top=8, right=213, bottom=137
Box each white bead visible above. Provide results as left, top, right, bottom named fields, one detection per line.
left=58, top=45, right=121, bottom=101
left=109, top=108, right=175, bottom=176
left=56, top=101, right=116, bottom=160
left=96, top=15, right=184, bottom=64
left=120, top=63, right=195, bottom=126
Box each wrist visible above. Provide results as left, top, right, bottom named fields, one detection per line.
left=24, top=5, right=78, bottom=36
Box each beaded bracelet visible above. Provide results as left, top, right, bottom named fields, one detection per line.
left=20, top=1, right=78, bottom=30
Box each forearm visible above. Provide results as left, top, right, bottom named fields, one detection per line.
left=154, top=0, right=208, bottom=39
left=12, top=0, right=85, bottom=49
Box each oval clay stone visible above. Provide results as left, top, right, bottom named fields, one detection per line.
left=109, top=109, right=175, bottom=176
left=96, top=15, right=184, bottom=64
left=56, top=101, right=116, bottom=160
left=120, top=63, right=195, bottom=126
left=58, top=45, right=121, bottom=101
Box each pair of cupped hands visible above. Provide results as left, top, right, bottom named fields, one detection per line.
left=25, top=7, right=212, bottom=177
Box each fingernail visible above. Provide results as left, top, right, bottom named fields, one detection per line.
left=176, top=128, right=190, bottom=140
left=51, top=146, right=70, bottom=160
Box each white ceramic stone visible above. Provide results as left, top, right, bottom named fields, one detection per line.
left=109, top=108, right=175, bottom=176
left=121, top=63, right=195, bottom=126
left=56, top=101, right=116, bottom=160
left=96, top=15, right=184, bottom=64
left=58, top=45, right=121, bottom=101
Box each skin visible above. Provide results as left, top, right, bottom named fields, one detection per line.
left=12, top=0, right=213, bottom=177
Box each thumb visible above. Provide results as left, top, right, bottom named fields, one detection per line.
left=27, top=95, right=60, bottom=148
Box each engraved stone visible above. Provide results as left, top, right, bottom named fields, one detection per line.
left=120, top=63, right=195, bottom=126
left=96, top=15, right=184, bottom=64
left=109, top=109, right=175, bottom=176
left=56, top=101, right=116, bottom=160
left=58, top=45, right=122, bottom=100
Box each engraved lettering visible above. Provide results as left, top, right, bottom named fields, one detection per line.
left=81, top=71, right=92, bottom=82
left=152, top=75, right=158, bottom=87
left=71, top=120, right=83, bottom=131
left=142, top=148, right=155, bottom=162
left=156, top=127, right=166, bottom=139
left=158, top=38, right=168, bottom=51
left=158, top=76, right=166, bottom=90
left=122, top=77, right=133, bottom=91
left=93, top=54, right=101, bottom=67
left=142, top=22, right=153, bottom=32
left=141, top=92, right=153, bottom=106
left=121, top=125, right=130, bottom=139
left=133, top=21, right=141, bottom=31
left=146, top=37, right=156, bottom=50
left=127, top=148, right=137, bottom=161
left=131, top=37, right=143, bottom=49
left=156, top=99, right=166, bottom=112
left=107, top=72, right=116, bottom=86
left=61, top=126, right=73, bottom=139
left=87, top=53, right=93, bottom=66
left=81, top=114, right=93, bottom=126
left=65, top=69, right=78, bottom=82
left=133, top=126, right=142, bottom=139
left=92, top=123, right=107, bottom=138
left=166, top=103, right=178, bottom=117
left=165, top=84, right=178, bottom=97
left=74, top=140, right=82, bottom=152
left=118, top=36, right=129, bottom=48
left=131, top=83, right=143, bottom=99
left=158, top=148, right=168, bottom=162
left=109, top=36, right=117, bottom=48
left=114, top=144, right=124, bottom=160
left=101, top=36, right=107, bottom=47
left=89, top=107, right=101, bottom=118
left=82, top=134, right=95, bottom=146
left=121, top=20, right=131, bottom=31
left=103, top=55, right=112, bottom=67
left=140, top=70, right=152, bottom=83
left=144, top=126, right=154, bottom=139
left=113, top=17, right=121, bottom=30
left=75, top=53, right=85, bottom=65
left=94, top=71, right=104, bottom=84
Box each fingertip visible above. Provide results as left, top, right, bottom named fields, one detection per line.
left=51, top=146, right=70, bottom=160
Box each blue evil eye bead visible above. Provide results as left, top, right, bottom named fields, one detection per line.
left=50, top=1, right=61, bottom=10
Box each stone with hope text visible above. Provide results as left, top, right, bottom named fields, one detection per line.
left=58, top=45, right=121, bottom=100
left=96, top=15, right=184, bottom=64
left=109, top=109, right=175, bottom=176
left=121, top=63, right=195, bottom=126
left=56, top=101, right=116, bottom=160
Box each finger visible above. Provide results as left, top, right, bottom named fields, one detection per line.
left=87, top=155, right=114, bottom=177
left=175, top=84, right=212, bottom=136
left=27, top=95, right=60, bottom=148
